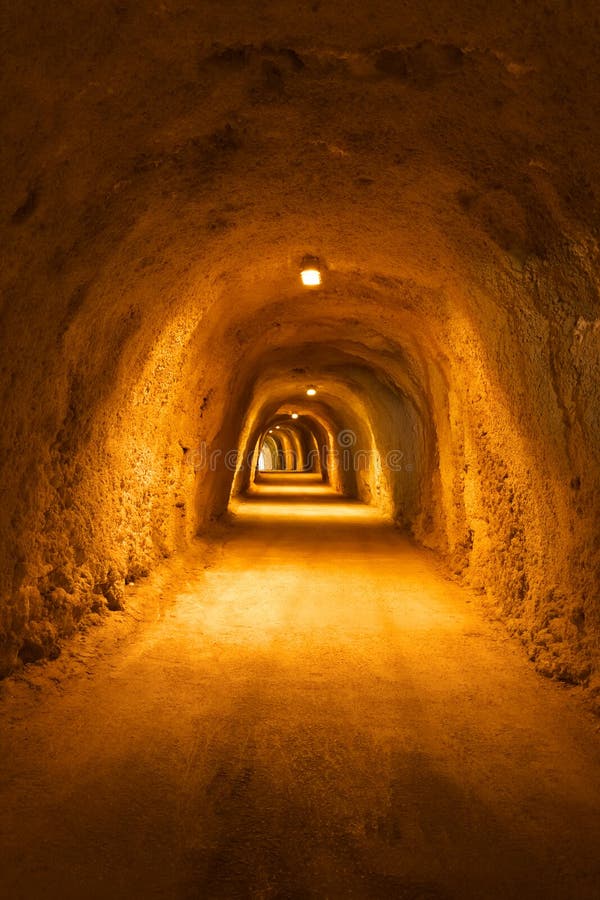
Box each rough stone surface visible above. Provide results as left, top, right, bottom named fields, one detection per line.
left=1, top=2, right=599, bottom=692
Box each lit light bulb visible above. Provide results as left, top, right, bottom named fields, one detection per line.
left=306, top=387, right=317, bottom=396
left=300, top=268, right=321, bottom=287
left=268, top=429, right=273, bottom=433
left=300, top=254, right=322, bottom=287
left=291, top=413, right=299, bottom=419
left=275, top=425, right=281, bottom=429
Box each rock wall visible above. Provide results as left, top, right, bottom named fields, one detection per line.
left=1, top=1, right=598, bottom=699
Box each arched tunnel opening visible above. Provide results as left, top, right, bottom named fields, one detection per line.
left=231, top=339, right=429, bottom=517
left=255, top=416, right=321, bottom=475
left=1, top=3, right=600, bottom=897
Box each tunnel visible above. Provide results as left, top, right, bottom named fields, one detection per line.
left=1, top=2, right=600, bottom=898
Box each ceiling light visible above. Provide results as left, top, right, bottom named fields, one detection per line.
left=275, top=425, right=281, bottom=429
left=301, top=269, right=321, bottom=287
left=300, top=255, right=321, bottom=287
left=306, top=387, right=317, bottom=396
left=291, top=413, right=299, bottom=419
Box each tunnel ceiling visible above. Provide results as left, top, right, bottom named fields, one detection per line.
left=1, top=2, right=599, bottom=693
left=5, top=1, right=600, bottom=306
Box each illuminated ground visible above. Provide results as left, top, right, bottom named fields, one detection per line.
left=1, top=476, right=599, bottom=899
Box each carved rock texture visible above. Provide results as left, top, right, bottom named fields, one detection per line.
left=0, top=2, right=598, bottom=700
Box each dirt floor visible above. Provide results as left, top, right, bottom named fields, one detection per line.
left=1, top=474, right=599, bottom=900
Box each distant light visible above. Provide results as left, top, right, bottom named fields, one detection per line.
left=301, top=268, right=321, bottom=287
left=306, top=387, right=317, bottom=396
left=291, top=413, right=299, bottom=419
left=268, top=429, right=273, bottom=433
left=275, top=425, right=281, bottom=429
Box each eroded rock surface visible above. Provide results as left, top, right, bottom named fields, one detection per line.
left=1, top=2, right=599, bottom=700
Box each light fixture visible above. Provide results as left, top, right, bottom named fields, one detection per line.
left=268, top=429, right=273, bottom=433
left=300, top=254, right=321, bottom=287
left=275, top=425, right=281, bottom=429
left=306, top=387, right=317, bottom=396
left=291, top=413, right=299, bottom=419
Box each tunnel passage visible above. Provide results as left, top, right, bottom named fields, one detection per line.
left=231, top=345, right=427, bottom=521
left=1, top=2, right=599, bottom=704
left=255, top=418, right=321, bottom=474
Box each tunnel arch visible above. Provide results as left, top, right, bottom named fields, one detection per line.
left=260, top=425, right=301, bottom=472
left=261, top=415, right=329, bottom=480
left=224, top=332, right=439, bottom=536
left=257, top=434, right=279, bottom=472
left=255, top=418, right=322, bottom=476
left=0, top=1, right=598, bottom=694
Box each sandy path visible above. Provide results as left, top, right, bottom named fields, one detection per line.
left=1, top=475, right=599, bottom=899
